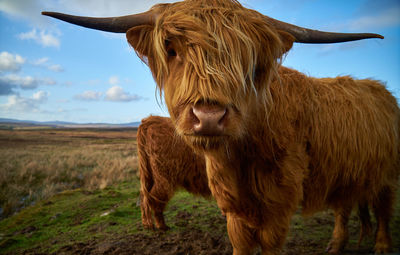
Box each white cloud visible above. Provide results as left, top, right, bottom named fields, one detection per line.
left=316, top=4, right=399, bottom=55
left=18, top=29, right=60, bottom=48
left=357, top=0, right=400, bottom=17
left=74, top=90, right=103, bottom=101
left=55, top=0, right=178, bottom=16
left=0, top=91, right=48, bottom=113
left=33, top=57, right=49, bottom=66
left=348, top=7, right=400, bottom=30
left=0, top=1, right=62, bottom=48
left=323, top=4, right=400, bottom=33
left=1, top=0, right=179, bottom=49
left=1, top=74, right=37, bottom=89
left=40, top=77, right=56, bottom=86
left=19, top=29, right=37, bottom=39
left=0, top=74, right=56, bottom=91
left=0, top=0, right=47, bottom=27
left=1, top=0, right=177, bottom=28
left=48, top=64, right=64, bottom=72
left=32, top=90, right=49, bottom=102
left=105, top=85, right=141, bottom=102
left=32, top=57, right=64, bottom=72
left=109, top=76, right=119, bottom=85
left=0, top=51, right=25, bottom=72
left=1, top=95, right=36, bottom=112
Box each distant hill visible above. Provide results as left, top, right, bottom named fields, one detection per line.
left=0, top=118, right=141, bottom=129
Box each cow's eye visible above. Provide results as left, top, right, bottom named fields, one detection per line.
left=165, top=39, right=177, bottom=58
left=167, top=48, right=177, bottom=57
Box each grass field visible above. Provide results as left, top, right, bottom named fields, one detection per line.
left=0, top=128, right=138, bottom=219
left=0, top=128, right=399, bottom=254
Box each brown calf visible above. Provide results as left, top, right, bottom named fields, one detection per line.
left=137, top=115, right=209, bottom=230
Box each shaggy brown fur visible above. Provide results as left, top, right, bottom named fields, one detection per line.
left=126, top=1, right=400, bottom=254
left=137, top=115, right=210, bottom=230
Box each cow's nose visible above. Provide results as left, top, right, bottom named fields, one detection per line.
left=192, top=104, right=227, bottom=136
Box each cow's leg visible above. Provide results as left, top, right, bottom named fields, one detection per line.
left=258, top=222, right=289, bottom=255
left=373, top=187, right=394, bottom=254
left=226, top=213, right=287, bottom=255
left=326, top=205, right=352, bottom=254
left=148, top=185, right=171, bottom=231
left=357, top=202, right=372, bottom=247
left=226, top=213, right=257, bottom=255
left=140, top=192, right=155, bottom=230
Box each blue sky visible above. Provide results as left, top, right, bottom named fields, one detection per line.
left=0, top=0, right=399, bottom=124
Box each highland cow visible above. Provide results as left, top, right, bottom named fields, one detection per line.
left=137, top=115, right=209, bottom=230
left=43, top=1, right=400, bottom=254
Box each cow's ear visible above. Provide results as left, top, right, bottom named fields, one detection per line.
left=126, top=25, right=154, bottom=57
left=277, top=30, right=295, bottom=54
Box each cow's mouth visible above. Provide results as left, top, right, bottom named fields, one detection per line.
left=184, top=134, right=226, bottom=150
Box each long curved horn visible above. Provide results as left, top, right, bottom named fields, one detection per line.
left=41, top=11, right=155, bottom=33
left=42, top=9, right=383, bottom=42
left=264, top=16, right=384, bottom=43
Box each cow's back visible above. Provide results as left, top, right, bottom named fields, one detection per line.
left=275, top=67, right=400, bottom=213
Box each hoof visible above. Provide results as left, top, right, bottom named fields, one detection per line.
left=374, top=232, right=392, bottom=254
left=142, top=219, right=155, bottom=230
left=143, top=223, right=155, bottom=230
left=156, top=225, right=170, bottom=231
left=374, top=242, right=391, bottom=254
left=325, top=246, right=340, bottom=254
left=326, top=239, right=345, bottom=254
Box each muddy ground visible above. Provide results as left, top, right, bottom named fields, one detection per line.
left=20, top=207, right=398, bottom=255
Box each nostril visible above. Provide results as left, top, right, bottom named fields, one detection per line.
left=190, top=107, right=200, bottom=125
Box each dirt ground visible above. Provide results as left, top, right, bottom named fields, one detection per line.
left=21, top=209, right=395, bottom=255
left=23, top=211, right=232, bottom=255
left=53, top=229, right=233, bottom=255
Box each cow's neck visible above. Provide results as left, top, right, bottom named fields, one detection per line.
left=204, top=132, right=298, bottom=227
